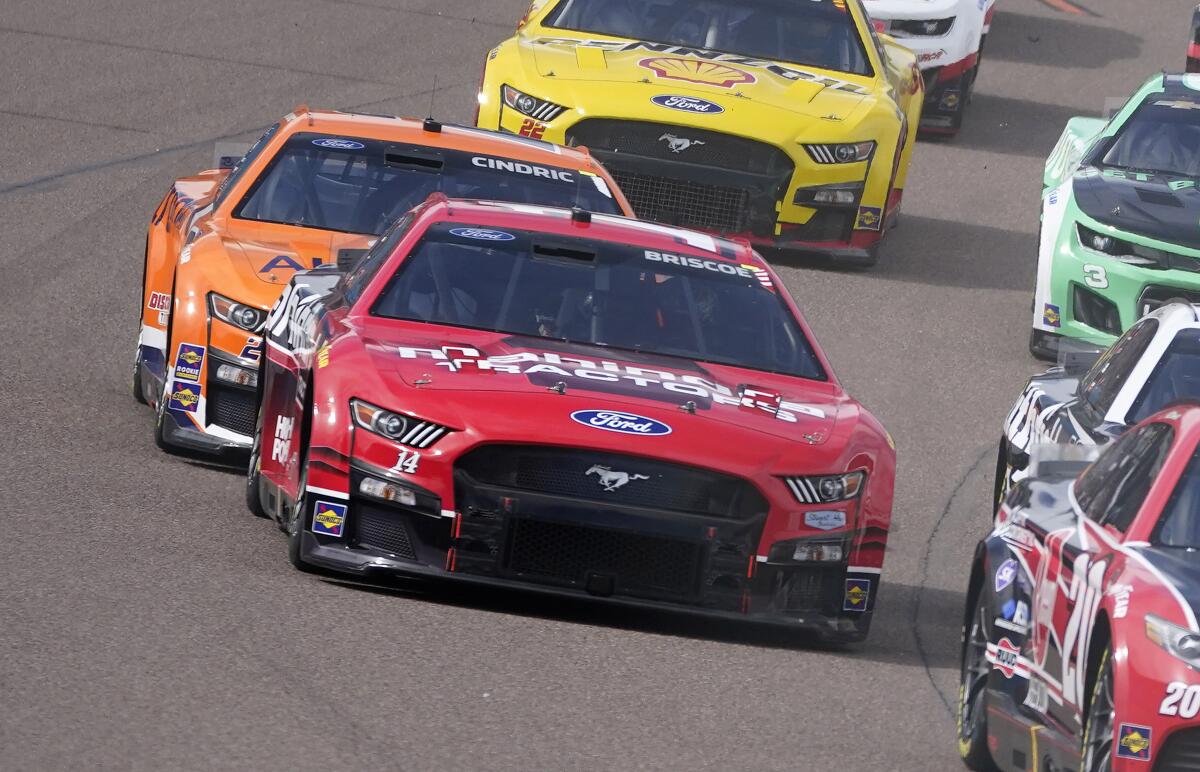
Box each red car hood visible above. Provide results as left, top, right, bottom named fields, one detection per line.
left=361, top=326, right=849, bottom=445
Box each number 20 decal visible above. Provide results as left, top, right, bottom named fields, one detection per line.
left=1083, top=264, right=1109, bottom=289
left=1161, top=682, right=1200, bottom=718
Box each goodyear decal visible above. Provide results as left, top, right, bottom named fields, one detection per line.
left=173, top=343, right=206, bottom=383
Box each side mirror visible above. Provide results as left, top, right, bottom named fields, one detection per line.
left=336, top=248, right=369, bottom=273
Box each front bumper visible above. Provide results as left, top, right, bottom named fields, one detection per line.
left=1034, top=221, right=1200, bottom=350
left=298, top=463, right=879, bottom=643
left=916, top=54, right=977, bottom=133
left=491, top=106, right=894, bottom=260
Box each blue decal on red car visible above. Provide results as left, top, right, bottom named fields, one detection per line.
left=312, top=500, right=347, bottom=537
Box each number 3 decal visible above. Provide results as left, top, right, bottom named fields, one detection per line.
left=1083, top=264, right=1109, bottom=289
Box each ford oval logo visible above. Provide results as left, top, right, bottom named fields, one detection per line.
left=571, top=409, right=672, bottom=436
left=449, top=227, right=516, bottom=242
left=651, top=95, right=725, bottom=115
left=312, top=138, right=365, bottom=150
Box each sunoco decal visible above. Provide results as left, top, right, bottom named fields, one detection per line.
left=571, top=409, right=672, bottom=436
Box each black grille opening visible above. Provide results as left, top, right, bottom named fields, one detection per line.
left=568, top=119, right=792, bottom=175
left=1072, top=284, right=1122, bottom=335
left=1139, top=285, right=1200, bottom=317
left=1158, top=727, right=1200, bottom=771
left=354, top=507, right=418, bottom=560
left=504, top=518, right=704, bottom=601
left=612, top=169, right=749, bottom=233
left=457, top=445, right=768, bottom=520
left=207, top=383, right=257, bottom=436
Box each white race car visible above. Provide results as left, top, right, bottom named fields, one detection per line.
left=864, top=0, right=996, bottom=136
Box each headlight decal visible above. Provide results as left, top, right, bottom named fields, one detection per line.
left=351, top=398, right=449, bottom=449
left=208, top=292, right=267, bottom=332
left=502, top=85, right=566, bottom=122
left=784, top=471, right=865, bottom=503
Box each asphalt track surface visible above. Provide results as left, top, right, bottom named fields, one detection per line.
left=0, top=1, right=1188, bottom=769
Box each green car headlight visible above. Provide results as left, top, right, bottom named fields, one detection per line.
left=1077, top=224, right=1170, bottom=267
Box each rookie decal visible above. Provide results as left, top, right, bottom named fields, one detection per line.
left=570, top=409, right=672, bottom=436
left=173, top=343, right=206, bottom=383
left=449, top=227, right=516, bottom=242
left=644, top=250, right=758, bottom=278
left=471, top=156, right=574, bottom=182
left=1117, top=724, right=1152, bottom=761
left=650, top=94, right=725, bottom=115
left=843, top=579, right=870, bottom=611
left=312, top=500, right=347, bottom=537
left=168, top=383, right=200, bottom=413
left=312, top=138, right=365, bottom=150
left=994, top=558, right=1017, bottom=592
left=855, top=206, right=883, bottom=231
left=804, top=510, right=846, bottom=531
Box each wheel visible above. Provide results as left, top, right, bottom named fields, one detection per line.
left=153, top=377, right=178, bottom=454
left=993, top=438, right=1010, bottom=514
left=1080, top=646, right=1115, bottom=772
left=132, top=345, right=148, bottom=405
left=957, top=589, right=999, bottom=770
left=245, top=419, right=269, bottom=518
left=285, top=459, right=317, bottom=573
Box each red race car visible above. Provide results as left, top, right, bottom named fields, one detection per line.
left=958, top=404, right=1200, bottom=770
left=249, top=196, right=895, bottom=642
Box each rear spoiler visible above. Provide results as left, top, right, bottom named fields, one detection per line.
left=1189, top=5, right=1200, bottom=73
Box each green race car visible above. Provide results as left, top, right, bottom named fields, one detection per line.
left=1031, top=69, right=1200, bottom=359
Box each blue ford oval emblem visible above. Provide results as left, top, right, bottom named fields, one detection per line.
left=651, top=95, right=725, bottom=115
left=450, top=227, right=516, bottom=241
left=312, top=138, right=365, bottom=150
left=571, top=409, right=672, bottom=436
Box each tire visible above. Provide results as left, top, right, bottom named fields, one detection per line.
left=153, top=377, right=178, bottom=454
left=957, top=588, right=999, bottom=771
left=993, top=438, right=1010, bottom=514
left=132, top=345, right=148, bottom=405
left=1080, top=646, right=1115, bottom=772
left=245, top=420, right=269, bottom=518
left=286, top=459, right=317, bottom=573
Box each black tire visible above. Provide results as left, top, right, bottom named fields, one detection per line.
left=245, top=422, right=269, bottom=519
left=153, top=377, right=178, bottom=454
left=993, top=438, right=1010, bottom=514
left=957, top=588, right=999, bottom=771
left=1080, top=646, right=1115, bottom=772
left=132, top=345, right=148, bottom=405
left=286, top=460, right=316, bottom=573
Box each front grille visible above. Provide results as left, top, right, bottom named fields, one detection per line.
left=784, top=569, right=828, bottom=611
left=567, top=119, right=792, bottom=175
left=208, top=384, right=257, bottom=436
left=1139, top=285, right=1200, bottom=316
left=457, top=445, right=767, bottom=520
left=611, top=169, right=749, bottom=233
left=504, top=518, right=704, bottom=600
left=355, top=507, right=417, bottom=560
left=1157, top=727, right=1200, bottom=771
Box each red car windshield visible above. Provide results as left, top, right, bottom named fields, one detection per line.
left=371, top=223, right=826, bottom=380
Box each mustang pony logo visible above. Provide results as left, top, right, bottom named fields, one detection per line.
left=639, top=57, right=756, bottom=88
left=659, top=134, right=705, bottom=154
left=586, top=464, right=649, bottom=492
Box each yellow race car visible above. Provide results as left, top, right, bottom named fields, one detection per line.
left=477, top=0, right=924, bottom=266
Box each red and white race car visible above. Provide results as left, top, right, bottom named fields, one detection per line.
left=958, top=404, right=1200, bottom=770
left=247, top=196, right=896, bottom=643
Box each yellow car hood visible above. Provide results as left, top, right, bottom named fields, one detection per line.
left=526, top=35, right=871, bottom=120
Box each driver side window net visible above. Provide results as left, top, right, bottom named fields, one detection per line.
left=1074, top=421, right=1174, bottom=531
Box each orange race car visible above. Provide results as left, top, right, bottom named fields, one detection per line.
left=135, top=107, right=633, bottom=459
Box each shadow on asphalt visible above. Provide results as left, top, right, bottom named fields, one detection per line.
left=320, top=572, right=965, bottom=670
left=764, top=215, right=1037, bottom=292
left=944, top=92, right=1090, bottom=160
left=983, top=10, right=1141, bottom=69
